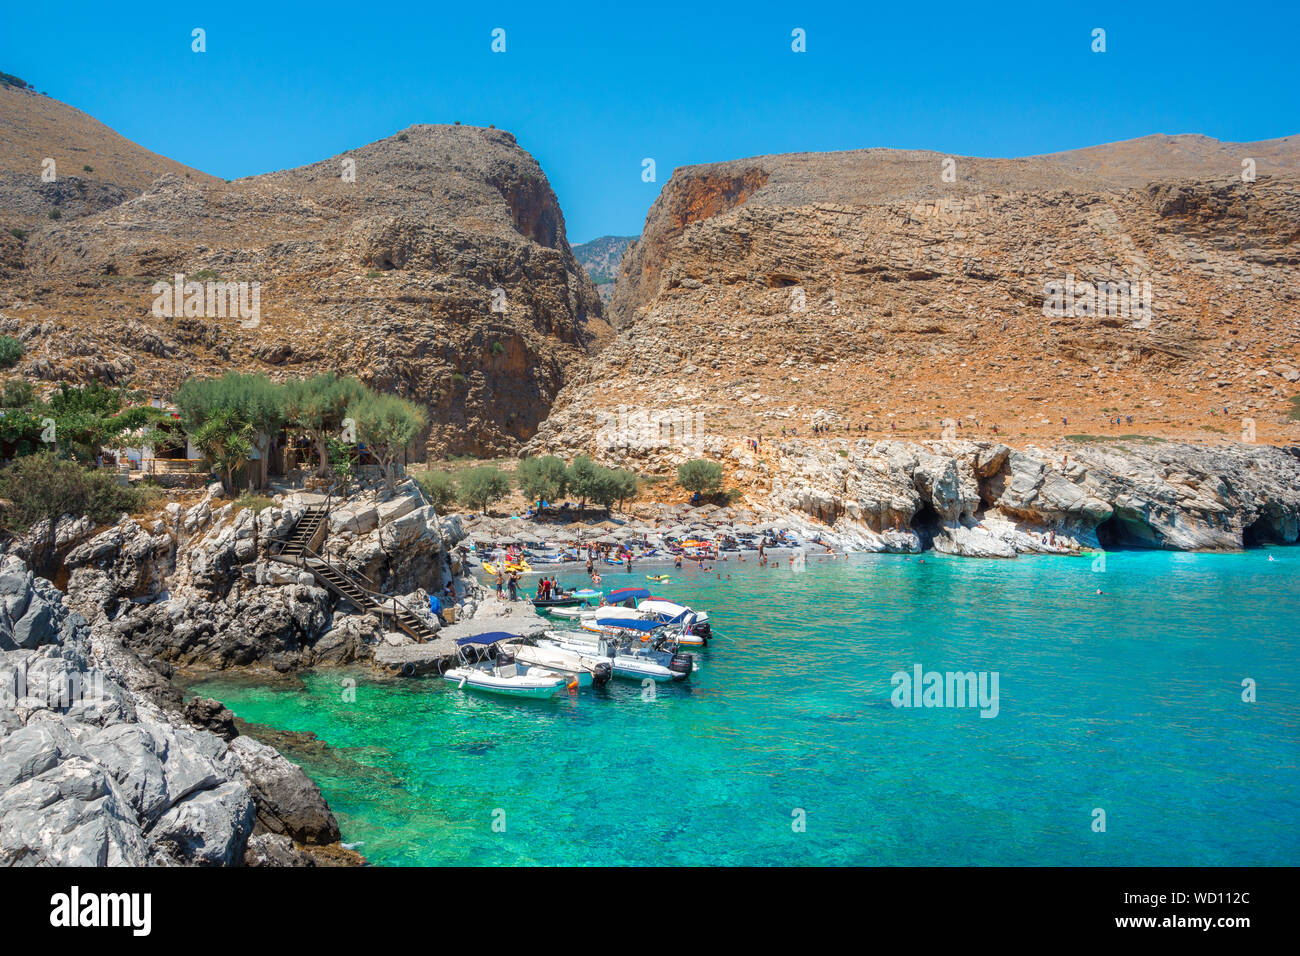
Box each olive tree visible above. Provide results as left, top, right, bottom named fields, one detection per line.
left=348, top=391, right=427, bottom=492
left=283, top=373, right=366, bottom=478
left=516, top=455, right=569, bottom=508
left=458, top=466, right=511, bottom=514
left=677, top=458, right=723, bottom=497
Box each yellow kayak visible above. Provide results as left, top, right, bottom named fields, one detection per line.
left=483, top=560, right=531, bottom=575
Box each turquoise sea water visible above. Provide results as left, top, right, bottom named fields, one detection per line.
left=193, top=549, right=1300, bottom=866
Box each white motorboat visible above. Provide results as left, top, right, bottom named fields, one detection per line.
left=571, top=601, right=712, bottom=646
left=546, top=605, right=587, bottom=620
left=636, top=600, right=712, bottom=644
left=441, top=634, right=570, bottom=698
left=576, top=605, right=642, bottom=631
left=546, top=619, right=695, bottom=682
left=507, top=640, right=613, bottom=687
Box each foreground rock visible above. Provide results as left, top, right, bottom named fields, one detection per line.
left=0, top=554, right=360, bottom=866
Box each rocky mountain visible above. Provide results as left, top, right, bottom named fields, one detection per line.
left=0, top=90, right=608, bottom=456
left=530, top=134, right=1300, bottom=464
left=0, top=80, right=217, bottom=227
left=572, top=234, right=635, bottom=305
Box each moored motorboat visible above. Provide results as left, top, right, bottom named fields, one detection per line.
left=637, top=599, right=713, bottom=644
left=441, top=634, right=569, bottom=698
left=530, top=594, right=586, bottom=609
left=585, top=618, right=695, bottom=681
left=507, top=640, right=613, bottom=687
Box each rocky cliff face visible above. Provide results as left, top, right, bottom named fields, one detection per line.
left=1, top=104, right=608, bottom=456
left=55, top=480, right=470, bottom=672
left=752, top=437, right=1300, bottom=557
left=533, top=134, right=1300, bottom=455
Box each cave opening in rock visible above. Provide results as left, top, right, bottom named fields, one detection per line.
left=910, top=501, right=942, bottom=545
left=1095, top=512, right=1160, bottom=549
left=1242, top=515, right=1281, bottom=548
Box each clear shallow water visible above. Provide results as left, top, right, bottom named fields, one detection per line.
left=193, top=549, right=1300, bottom=866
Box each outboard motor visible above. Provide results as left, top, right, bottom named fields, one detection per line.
left=592, top=661, right=614, bottom=686
left=682, top=613, right=709, bottom=645
left=669, top=653, right=693, bottom=680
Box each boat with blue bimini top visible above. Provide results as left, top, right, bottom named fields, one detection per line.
left=441, top=633, right=571, bottom=698
left=542, top=618, right=696, bottom=682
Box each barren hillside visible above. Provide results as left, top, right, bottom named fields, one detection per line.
left=0, top=92, right=609, bottom=456
left=530, top=133, right=1300, bottom=469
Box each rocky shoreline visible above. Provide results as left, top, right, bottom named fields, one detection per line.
left=3, top=436, right=1296, bottom=866
left=0, top=478, right=482, bottom=867
left=756, top=437, right=1300, bottom=557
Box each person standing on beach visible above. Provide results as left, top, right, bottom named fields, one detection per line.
left=495, top=572, right=505, bottom=600
left=507, top=573, right=518, bottom=602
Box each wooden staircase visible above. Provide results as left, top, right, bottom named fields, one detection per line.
left=273, top=504, right=329, bottom=559
left=273, top=504, right=440, bottom=644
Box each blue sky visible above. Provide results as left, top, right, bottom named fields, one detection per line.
left=2, top=1, right=1297, bottom=243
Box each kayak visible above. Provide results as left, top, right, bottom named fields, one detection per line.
left=483, top=560, right=532, bottom=575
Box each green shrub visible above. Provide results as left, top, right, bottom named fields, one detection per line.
left=417, top=470, right=458, bottom=511
left=7, top=228, right=27, bottom=241
left=47, top=208, right=61, bottom=220
left=457, top=466, right=511, bottom=514
left=0, top=378, right=33, bottom=407
left=0, top=336, right=22, bottom=368
left=82, top=164, right=93, bottom=172
left=677, top=458, right=723, bottom=495
left=0, top=453, right=149, bottom=573
left=491, top=341, right=504, bottom=356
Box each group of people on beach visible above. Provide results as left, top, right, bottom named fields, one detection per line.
left=534, top=577, right=568, bottom=601
left=495, top=570, right=520, bottom=601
